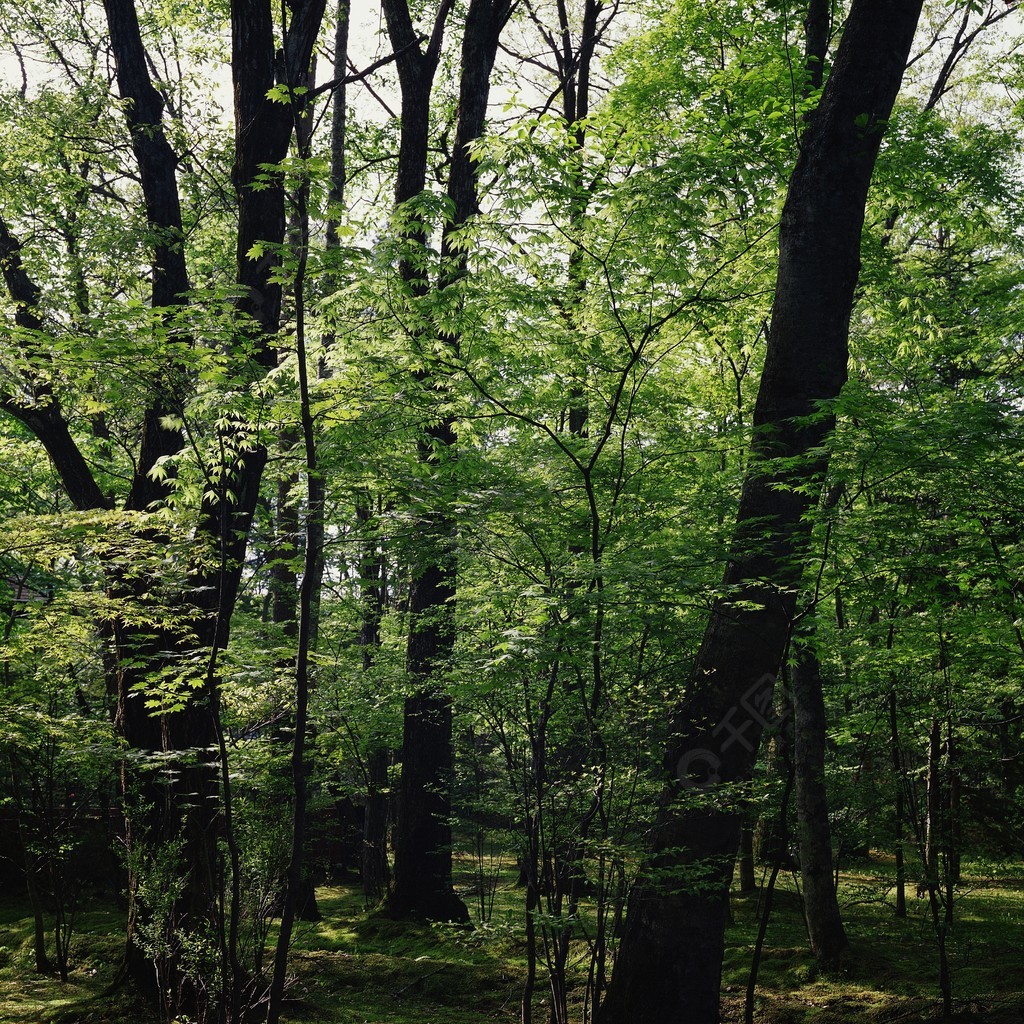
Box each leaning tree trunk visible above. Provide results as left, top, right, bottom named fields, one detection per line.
left=597, top=0, right=924, bottom=1019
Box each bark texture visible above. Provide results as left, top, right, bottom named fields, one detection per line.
left=597, top=0, right=924, bottom=1019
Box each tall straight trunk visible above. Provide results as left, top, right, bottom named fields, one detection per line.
left=102, top=0, right=189, bottom=513
left=791, top=639, right=847, bottom=961
left=597, top=1, right=924, bottom=1019
left=378, top=0, right=459, bottom=921
left=384, top=0, right=510, bottom=921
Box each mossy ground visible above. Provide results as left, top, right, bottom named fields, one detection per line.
left=1, top=855, right=1021, bottom=1023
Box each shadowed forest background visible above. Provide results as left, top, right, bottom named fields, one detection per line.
left=1, top=0, right=1023, bottom=1021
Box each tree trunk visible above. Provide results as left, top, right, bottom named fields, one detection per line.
left=363, top=748, right=392, bottom=903
left=792, top=640, right=848, bottom=962
left=389, top=676, right=468, bottom=920
left=597, top=0, right=924, bottom=1018
left=946, top=722, right=961, bottom=885
left=925, top=717, right=942, bottom=883
left=385, top=0, right=510, bottom=922
left=889, top=689, right=907, bottom=918
left=737, top=824, right=756, bottom=895
left=388, top=539, right=464, bottom=919
left=377, top=0, right=455, bottom=922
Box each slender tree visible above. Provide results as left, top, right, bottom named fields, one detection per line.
left=791, top=637, right=848, bottom=960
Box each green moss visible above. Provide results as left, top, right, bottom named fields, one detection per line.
left=1, top=857, right=1022, bottom=1023
left=720, top=858, right=1024, bottom=1022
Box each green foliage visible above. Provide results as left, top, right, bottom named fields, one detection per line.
left=1, top=0, right=1024, bottom=1018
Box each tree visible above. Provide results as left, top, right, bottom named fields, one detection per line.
left=791, top=633, right=848, bottom=961
left=0, top=0, right=325, bottom=1014
left=381, top=0, right=513, bottom=922
left=597, top=0, right=926, bottom=1018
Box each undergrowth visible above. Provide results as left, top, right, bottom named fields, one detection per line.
left=0, top=855, right=1021, bottom=1023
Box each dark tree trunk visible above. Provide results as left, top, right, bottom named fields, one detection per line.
left=792, top=640, right=848, bottom=962
left=597, top=0, right=924, bottom=1019
left=384, top=0, right=510, bottom=922
left=377, top=0, right=456, bottom=921
left=102, top=0, right=189, bottom=512
left=803, top=0, right=831, bottom=91
left=363, top=748, right=392, bottom=903
left=389, top=669, right=467, bottom=921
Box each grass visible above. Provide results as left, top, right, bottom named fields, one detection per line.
left=1, top=854, right=1021, bottom=1023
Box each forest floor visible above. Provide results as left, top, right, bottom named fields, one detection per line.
left=0, top=854, right=1022, bottom=1023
